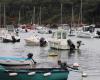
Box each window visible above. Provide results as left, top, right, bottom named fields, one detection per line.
left=62, top=32, right=66, bottom=39
left=57, top=32, right=61, bottom=39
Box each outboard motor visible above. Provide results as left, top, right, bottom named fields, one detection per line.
left=11, top=36, right=16, bottom=43
left=57, top=60, right=68, bottom=70
left=25, top=29, right=28, bottom=32
left=40, top=37, right=47, bottom=47
left=27, top=53, right=33, bottom=59
left=48, top=30, right=52, bottom=34
left=96, top=31, right=100, bottom=38
left=77, top=41, right=82, bottom=49
left=67, top=39, right=75, bottom=50
left=27, top=53, right=36, bottom=64
left=15, top=28, right=19, bottom=36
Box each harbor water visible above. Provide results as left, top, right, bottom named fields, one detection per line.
left=0, top=29, right=100, bottom=80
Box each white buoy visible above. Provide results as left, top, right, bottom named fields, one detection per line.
left=43, top=72, right=51, bottom=77
left=73, top=63, right=80, bottom=67
left=82, top=72, right=88, bottom=77
left=28, top=72, right=36, bottom=76
left=9, top=73, right=18, bottom=76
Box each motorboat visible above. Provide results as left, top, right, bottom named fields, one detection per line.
left=2, top=33, right=20, bottom=43
left=0, top=65, right=69, bottom=80
left=0, top=53, right=71, bottom=80
left=24, top=35, right=47, bottom=47
left=77, top=31, right=94, bottom=38
left=0, top=55, right=70, bottom=80
left=77, top=25, right=97, bottom=38
left=24, top=35, right=40, bottom=46
left=1, top=25, right=20, bottom=43
left=38, top=29, right=52, bottom=34
left=49, top=29, right=82, bottom=50
left=37, top=26, right=52, bottom=34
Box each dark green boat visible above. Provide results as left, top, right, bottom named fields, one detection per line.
left=0, top=65, right=69, bottom=80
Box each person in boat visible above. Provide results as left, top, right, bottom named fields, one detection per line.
left=26, top=53, right=37, bottom=64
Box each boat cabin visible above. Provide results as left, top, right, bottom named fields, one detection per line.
left=83, top=24, right=95, bottom=33
left=52, top=30, right=67, bottom=39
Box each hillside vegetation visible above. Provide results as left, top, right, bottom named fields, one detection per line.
left=0, top=0, right=100, bottom=25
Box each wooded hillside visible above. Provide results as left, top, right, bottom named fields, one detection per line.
left=0, top=0, right=100, bottom=25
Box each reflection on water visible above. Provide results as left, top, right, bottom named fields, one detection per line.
left=47, top=49, right=82, bottom=65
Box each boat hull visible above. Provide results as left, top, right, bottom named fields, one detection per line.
left=77, top=32, right=93, bottom=38
left=0, top=66, right=69, bottom=80
left=49, top=41, right=70, bottom=50
left=3, top=38, right=20, bottom=43
left=25, top=39, right=40, bottom=46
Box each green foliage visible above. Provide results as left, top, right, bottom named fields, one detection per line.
left=0, top=0, right=100, bottom=24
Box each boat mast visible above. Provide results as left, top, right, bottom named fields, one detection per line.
left=77, top=0, right=82, bottom=27
left=32, top=6, right=35, bottom=24
left=39, top=6, right=41, bottom=25
left=61, top=3, right=63, bottom=25
left=18, top=10, right=21, bottom=25
left=80, top=0, right=83, bottom=25
left=0, top=3, right=1, bottom=28
left=71, top=4, right=74, bottom=27
left=3, top=3, right=6, bottom=28
left=70, top=4, right=74, bottom=34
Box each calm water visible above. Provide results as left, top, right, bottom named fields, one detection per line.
left=0, top=29, right=100, bottom=80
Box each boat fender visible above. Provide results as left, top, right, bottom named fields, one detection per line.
left=28, top=72, right=36, bottom=76
left=43, top=72, right=51, bottom=77
left=73, top=63, right=80, bottom=67
left=73, top=63, right=80, bottom=69
left=82, top=72, right=88, bottom=77
left=9, top=73, right=18, bottom=76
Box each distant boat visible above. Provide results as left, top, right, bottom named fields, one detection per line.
left=2, top=25, right=20, bottom=43
left=77, top=25, right=97, bottom=38
left=24, top=35, right=40, bottom=46
left=24, top=35, right=47, bottom=47
left=38, top=27, right=52, bottom=34
left=1, top=4, right=20, bottom=43
left=49, top=29, right=82, bottom=50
